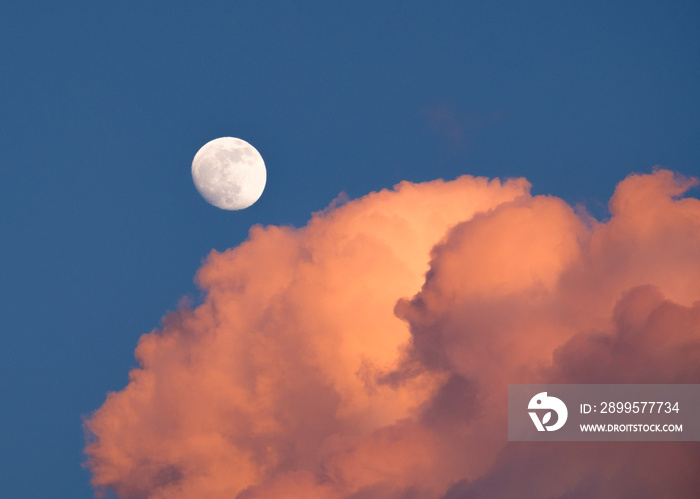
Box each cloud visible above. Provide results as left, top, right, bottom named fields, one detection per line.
left=423, top=103, right=499, bottom=150
left=425, top=103, right=471, bottom=147
left=85, top=170, right=700, bottom=499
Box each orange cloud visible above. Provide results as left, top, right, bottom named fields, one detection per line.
left=85, top=170, right=700, bottom=499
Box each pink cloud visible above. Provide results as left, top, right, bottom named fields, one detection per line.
left=85, top=169, right=700, bottom=499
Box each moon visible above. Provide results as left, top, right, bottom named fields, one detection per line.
left=191, top=137, right=267, bottom=210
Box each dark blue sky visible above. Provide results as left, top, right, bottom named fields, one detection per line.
left=1, top=1, right=698, bottom=497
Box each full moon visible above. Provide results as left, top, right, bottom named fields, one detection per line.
left=191, top=137, right=267, bottom=210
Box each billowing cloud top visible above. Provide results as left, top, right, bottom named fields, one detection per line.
left=85, top=170, right=700, bottom=499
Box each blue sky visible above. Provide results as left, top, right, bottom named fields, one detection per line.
left=1, top=1, right=699, bottom=497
